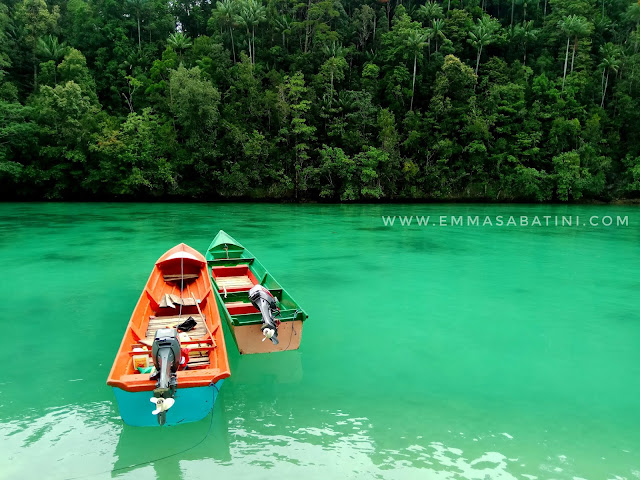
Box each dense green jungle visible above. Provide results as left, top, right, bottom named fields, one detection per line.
left=2, top=0, right=640, bottom=201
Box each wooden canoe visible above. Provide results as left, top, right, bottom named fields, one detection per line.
left=106, top=243, right=230, bottom=426
left=205, top=231, right=308, bottom=355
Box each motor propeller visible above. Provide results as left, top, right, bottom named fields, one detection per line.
left=150, top=397, right=175, bottom=415
left=150, top=328, right=181, bottom=425
left=249, top=285, right=280, bottom=345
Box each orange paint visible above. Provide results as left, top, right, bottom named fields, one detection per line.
left=106, top=244, right=230, bottom=393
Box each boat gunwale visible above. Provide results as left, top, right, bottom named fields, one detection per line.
left=106, top=243, right=231, bottom=394
left=205, top=231, right=308, bottom=329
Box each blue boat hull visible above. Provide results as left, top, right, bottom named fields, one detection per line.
left=112, top=380, right=224, bottom=427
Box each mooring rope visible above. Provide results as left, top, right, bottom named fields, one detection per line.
left=282, top=309, right=300, bottom=351
left=63, top=383, right=221, bottom=480
left=178, top=252, right=184, bottom=319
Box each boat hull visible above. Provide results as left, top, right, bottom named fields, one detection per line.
left=112, top=380, right=224, bottom=427
left=230, top=320, right=304, bottom=354
left=206, top=231, right=308, bottom=355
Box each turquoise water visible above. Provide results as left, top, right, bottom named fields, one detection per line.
left=0, top=203, right=639, bottom=480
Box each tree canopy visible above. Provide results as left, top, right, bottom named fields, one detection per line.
left=1, top=0, right=640, bottom=201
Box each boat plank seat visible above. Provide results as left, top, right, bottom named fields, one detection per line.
left=145, top=314, right=208, bottom=341
left=225, top=301, right=251, bottom=307
left=158, top=294, right=200, bottom=308
left=163, top=273, right=199, bottom=283
left=215, top=275, right=255, bottom=291
left=187, top=357, right=210, bottom=368
left=209, top=257, right=255, bottom=264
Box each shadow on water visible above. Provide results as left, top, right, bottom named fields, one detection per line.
left=111, top=395, right=232, bottom=480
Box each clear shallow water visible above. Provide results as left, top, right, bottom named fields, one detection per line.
left=0, top=202, right=639, bottom=480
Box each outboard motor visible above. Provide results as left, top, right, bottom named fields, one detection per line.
left=249, top=285, right=280, bottom=345
left=151, top=328, right=181, bottom=425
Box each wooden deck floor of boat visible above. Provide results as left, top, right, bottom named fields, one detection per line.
left=215, top=275, right=254, bottom=290
left=145, top=315, right=210, bottom=367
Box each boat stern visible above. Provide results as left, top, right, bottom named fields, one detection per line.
left=111, top=381, right=224, bottom=427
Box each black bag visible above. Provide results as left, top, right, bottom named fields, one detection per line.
left=177, top=316, right=197, bottom=332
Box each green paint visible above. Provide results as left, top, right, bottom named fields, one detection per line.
left=206, top=230, right=307, bottom=329
left=0, top=203, right=639, bottom=479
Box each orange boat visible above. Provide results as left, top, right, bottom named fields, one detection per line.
left=107, top=244, right=230, bottom=426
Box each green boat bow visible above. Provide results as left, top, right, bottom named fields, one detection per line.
left=205, top=230, right=308, bottom=353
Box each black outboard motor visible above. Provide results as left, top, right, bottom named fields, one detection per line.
left=151, top=328, right=180, bottom=425
left=249, top=285, right=280, bottom=345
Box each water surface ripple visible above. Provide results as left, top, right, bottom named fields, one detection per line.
left=0, top=203, right=638, bottom=480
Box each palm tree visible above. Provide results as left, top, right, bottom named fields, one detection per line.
left=37, top=35, right=67, bottom=61
left=168, top=32, right=192, bottom=62
left=36, top=35, right=67, bottom=83
left=624, top=3, right=640, bottom=53
left=417, top=1, right=443, bottom=25
left=274, top=15, right=291, bottom=50
left=468, top=16, right=498, bottom=75
left=518, top=20, right=538, bottom=65
left=432, top=19, right=446, bottom=52
left=569, top=16, right=591, bottom=73
left=321, top=42, right=345, bottom=103
left=406, top=30, right=428, bottom=111
left=126, top=0, right=148, bottom=51
left=235, top=0, right=266, bottom=64
left=518, top=0, right=529, bottom=22
left=599, top=42, right=621, bottom=107
left=249, top=0, right=267, bottom=64
left=558, top=15, right=577, bottom=90
left=214, top=0, right=237, bottom=63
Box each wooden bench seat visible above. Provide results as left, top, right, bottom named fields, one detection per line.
left=145, top=315, right=207, bottom=341
left=215, top=275, right=255, bottom=291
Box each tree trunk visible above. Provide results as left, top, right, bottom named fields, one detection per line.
left=230, top=27, right=236, bottom=63
left=475, top=45, right=482, bottom=74
left=562, top=36, right=570, bottom=90
left=601, top=69, right=609, bottom=108
left=252, top=25, right=256, bottom=64
left=411, top=53, right=417, bottom=111
left=330, top=70, right=334, bottom=103
left=447, top=0, right=451, bottom=12
left=544, top=0, right=548, bottom=17
left=386, top=1, right=391, bottom=29
left=246, top=27, right=252, bottom=63
left=137, top=14, right=141, bottom=50
left=373, top=14, right=376, bottom=45
left=304, top=0, right=312, bottom=53
left=523, top=42, right=527, bottom=65
left=510, top=0, right=515, bottom=27
left=570, top=36, right=577, bottom=73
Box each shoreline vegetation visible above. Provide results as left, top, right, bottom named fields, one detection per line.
left=1, top=0, right=640, bottom=202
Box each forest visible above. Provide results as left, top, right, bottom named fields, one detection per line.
left=1, top=0, right=640, bottom=201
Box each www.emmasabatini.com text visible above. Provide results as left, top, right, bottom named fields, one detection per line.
left=381, top=215, right=630, bottom=227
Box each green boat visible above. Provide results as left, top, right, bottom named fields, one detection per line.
left=205, top=231, right=308, bottom=354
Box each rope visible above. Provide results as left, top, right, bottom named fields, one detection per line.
left=282, top=309, right=300, bottom=351
left=178, top=253, right=184, bottom=319
left=63, top=383, right=221, bottom=480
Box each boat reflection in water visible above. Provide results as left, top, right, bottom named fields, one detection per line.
left=111, top=393, right=231, bottom=480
